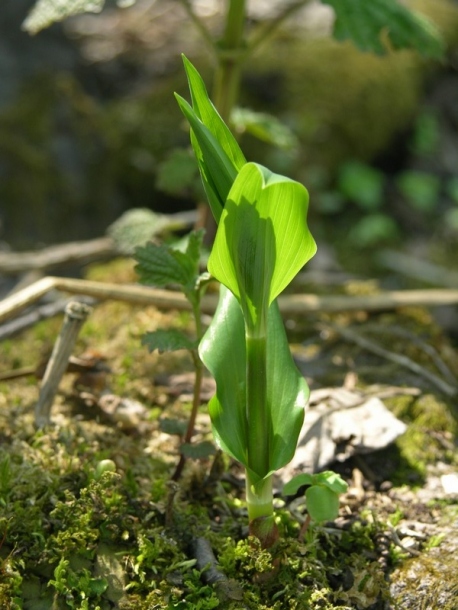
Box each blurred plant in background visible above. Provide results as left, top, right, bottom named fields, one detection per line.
left=0, top=0, right=457, bottom=271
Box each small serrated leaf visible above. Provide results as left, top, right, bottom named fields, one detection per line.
left=23, top=0, right=105, bottom=34
left=135, top=242, right=196, bottom=288
left=180, top=441, right=217, bottom=459
left=142, top=330, right=197, bottom=354
left=185, top=229, right=205, bottom=269
left=323, top=0, right=444, bottom=59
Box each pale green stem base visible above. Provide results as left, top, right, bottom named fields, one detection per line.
left=246, top=473, right=278, bottom=548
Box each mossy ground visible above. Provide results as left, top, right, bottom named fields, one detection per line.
left=0, top=262, right=457, bottom=609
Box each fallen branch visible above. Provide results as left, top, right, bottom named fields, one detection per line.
left=0, top=211, right=198, bottom=275
left=2, top=277, right=458, bottom=326
left=35, top=301, right=93, bottom=427
left=323, top=323, right=458, bottom=398
left=0, top=237, right=116, bottom=275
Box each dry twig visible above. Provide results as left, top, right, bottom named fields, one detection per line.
left=2, top=276, right=458, bottom=325
left=323, top=323, right=458, bottom=397
left=35, top=301, right=92, bottom=427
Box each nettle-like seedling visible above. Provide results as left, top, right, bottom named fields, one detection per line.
left=175, top=56, right=323, bottom=547
left=283, top=471, right=348, bottom=539
left=134, top=229, right=213, bottom=479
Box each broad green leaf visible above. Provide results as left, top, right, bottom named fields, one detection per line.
left=208, top=162, right=316, bottom=333
left=23, top=0, right=105, bottom=34
left=142, top=330, right=197, bottom=354
left=306, top=485, right=340, bottom=523
left=199, top=287, right=309, bottom=482
left=323, top=0, right=444, bottom=59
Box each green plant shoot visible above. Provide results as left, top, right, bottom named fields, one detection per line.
left=176, top=55, right=317, bottom=547
left=283, top=471, right=348, bottom=525
left=134, top=229, right=212, bottom=479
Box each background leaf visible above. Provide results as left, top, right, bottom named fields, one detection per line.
left=23, top=0, right=105, bottom=34
left=108, top=209, right=173, bottom=254
left=142, top=330, right=197, bottom=354
left=180, top=441, right=217, bottom=459
left=231, top=108, right=298, bottom=150
left=323, top=0, right=444, bottom=58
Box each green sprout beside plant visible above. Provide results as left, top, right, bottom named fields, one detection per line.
left=134, top=228, right=212, bottom=479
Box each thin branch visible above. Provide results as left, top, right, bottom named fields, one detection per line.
left=3, top=277, right=458, bottom=326
left=246, top=0, right=312, bottom=57
left=35, top=301, right=93, bottom=427
left=176, top=0, right=216, bottom=51
left=324, top=323, right=458, bottom=398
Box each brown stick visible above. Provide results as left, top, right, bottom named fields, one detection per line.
left=324, top=323, right=458, bottom=397
left=2, top=276, right=458, bottom=325
left=0, top=238, right=116, bottom=275
left=35, top=301, right=92, bottom=428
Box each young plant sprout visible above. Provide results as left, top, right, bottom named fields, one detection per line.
left=283, top=471, right=348, bottom=539
left=176, top=56, right=320, bottom=547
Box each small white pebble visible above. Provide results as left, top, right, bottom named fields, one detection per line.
left=441, top=473, right=458, bottom=494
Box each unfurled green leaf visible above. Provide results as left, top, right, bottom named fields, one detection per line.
left=181, top=56, right=246, bottom=173
left=23, top=0, right=105, bottom=34
left=142, top=330, right=197, bottom=354
left=323, top=0, right=444, bottom=58
left=199, top=287, right=309, bottom=482
left=208, top=162, right=316, bottom=333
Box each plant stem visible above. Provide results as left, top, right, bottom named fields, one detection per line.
left=246, top=334, right=269, bottom=477
left=245, top=472, right=278, bottom=548
left=212, top=0, right=246, bottom=123
left=172, top=299, right=204, bottom=481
